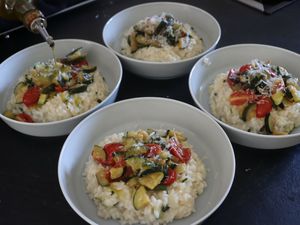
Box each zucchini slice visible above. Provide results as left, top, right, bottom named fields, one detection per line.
left=3, top=110, right=15, bottom=119
left=14, top=82, right=28, bottom=103
left=135, top=35, right=152, bottom=46
left=265, top=113, right=273, bottom=134
left=128, top=32, right=138, bottom=53
left=139, top=172, right=164, bottom=190
left=77, top=72, right=94, bottom=85
left=154, top=20, right=168, bottom=35
left=133, top=186, right=150, bottom=210
left=68, top=84, right=88, bottom=94
left=139, top=166, right=162, bottom=177
left=109, top=167, right=124, bottom=180
left=125, top=157, right=146, bottom=172
left=81, top=65, right=97, bottom=73
left=123, top=137, right=136, bottom=150
left=91, top=145, right=106, bottom=162
left=271, top=91, right=284, bottom=106
left=66, top=47, right=83, bottom=57
left=38, top=93, right=48, bottom=105
left=282, top=97, right=293, bottom=108
left=30, top=74, right=52, bottom=87
left=125, top=146, right=148, bottom=158
left=65, top=47, right=87, bottom=63
left=95, top=168, right=109, bottom=186
left=288, top=85, right=300, bottom=102
left=241, top=103, right=256, bottom=122
left=126, top=177, right=139, bottom=188
left=42, top=83, right=55, bottom=94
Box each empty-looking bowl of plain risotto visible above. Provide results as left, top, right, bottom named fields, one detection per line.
left=0, top=39, right=122, bottom=137
left=189, top=44, right=300, bottom=149
left=58, top=97, right=235, bottom=225
left=103, top=2, right=220, bottom=79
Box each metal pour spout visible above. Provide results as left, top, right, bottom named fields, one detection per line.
left=30, top=17, right=54, bottom=48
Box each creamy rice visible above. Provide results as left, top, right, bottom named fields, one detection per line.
left=84, top=130, right=207, bottom=225
left=121, top=13, right=204, bottom=62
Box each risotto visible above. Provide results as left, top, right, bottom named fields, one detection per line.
left=83, top=129, right=207, bottom=225
left=121, top=13, right=204, bottom=62
left=4, top=47, right=109, bottom=123
left=209, top=59, right=300, bottom=134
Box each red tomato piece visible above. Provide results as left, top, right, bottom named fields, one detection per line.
left=71, top=72, right=78, bottom=79
left=122, top=166, right=134, bottom=180
left=182, top=148, right=191, bottom=163
left=23, top=86, right=40, bottom=107
left=256, top=97, right=273, bottom=118
left=112, top=155, right=125, bottom=167
left=145, top=144, right=162, bottom=157
left=169, top=137, right=184, bottom=161
left=54, top=85, right=66, bottom=93
left=162, top=168, right=177, bottom=186
left=239, top=64, right=251, bottom=74
left=180, top=31, right=187, bottom=37
left=15, top=113, right=33, bottom=123
left=168, top=137, right=191, bottom=163
left=268, top=69, right=276, bottom=77
left=229, top=90, right=255, bottom=106
left=73, top=59, right=88, bottom=68
left=227, top=69, right=238, bottom=87
left=103, top=143, right=124, bottom=165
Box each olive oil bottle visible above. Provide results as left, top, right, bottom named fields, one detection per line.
left=0, top=0, right=54, bottom=47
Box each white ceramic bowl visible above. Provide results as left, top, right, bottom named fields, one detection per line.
left=189, top=44, right=300, bottom=149
left=0, top=39, right=122, bottom=137
left=103, top=2, right=221, bottom=79
left=58, top=97, right=235, bottom=225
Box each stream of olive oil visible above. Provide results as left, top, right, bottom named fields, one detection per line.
left=51, top=45, right=56, bottom=61
left=50, top=44, right=59, bottom=68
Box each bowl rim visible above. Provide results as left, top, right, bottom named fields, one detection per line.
left=189, top=43, right=300, bottom=140
left=102, top=1, right=221, bottom=65
left=58, top=96, right=236, bottom=225
left=0, top=38, right=123, bottom=126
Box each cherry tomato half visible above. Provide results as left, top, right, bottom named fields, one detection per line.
left=15, top=113, right=33, bottom=123
left=23, top=86, right=40, bottom=107
left=145, top=144, right=162, bottom=157
left=239, top=64, right=251, bottom=74
left=103, top=143, right=124, bottom=166
left=229, top=90, right=256, bottom=106
left=122, top=166, right=134, bottom=180
left=227, top=69, right=239, bottom=88
left=182, top=148, right=191, bottom=163
left=73, top=59, right=88, bottom=68
left=162, top=168, right=177, bottom=186
left=54, top=85, right=66, bottom=93
left=168, top=137, right=191, bottom=163
left=256, top=97, right=273, bottom=118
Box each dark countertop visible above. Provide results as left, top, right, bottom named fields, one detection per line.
left=0, top=0, right=300, bottom=225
